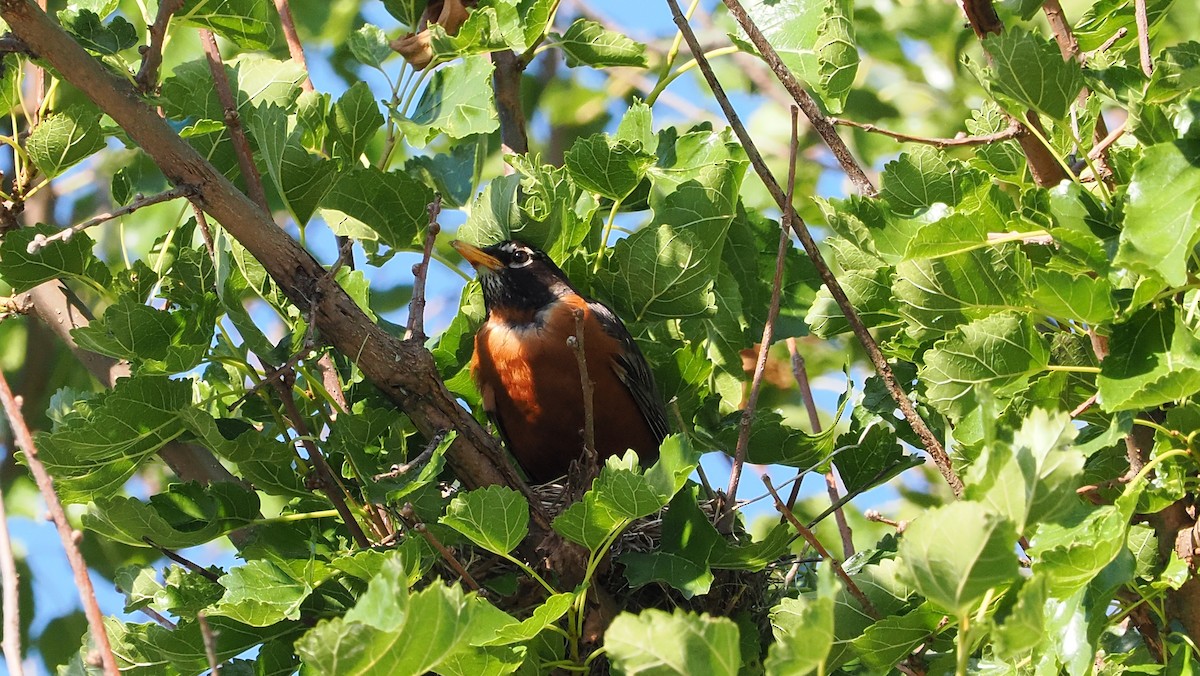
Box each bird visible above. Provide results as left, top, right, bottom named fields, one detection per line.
left=451, top=239, right=669, bottom=483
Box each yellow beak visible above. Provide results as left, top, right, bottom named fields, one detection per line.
left=451, top=240, right=503, bottom=272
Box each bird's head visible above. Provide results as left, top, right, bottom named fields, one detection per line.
left=451, top=240, right=577, bottom=321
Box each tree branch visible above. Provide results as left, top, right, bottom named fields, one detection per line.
left=406, top=195, right=441, bottom=343
left=0, top=466, right=22, bottom=676
left=762, top=475, right=881, bottom=619
left=1134, top=0, right=1152, bottom=77
left=665, top=0, right=963, bottom=496
left=492, top=49, right=529, bottom=156
left=134, top=0, right=183, bottom=93
left=198, top=28, right=269, bottom=211
left=272, top=0, right=314, bottom=93
left=831, top=117, right=1021, bottom=149
left=718, top=0, right=877, bottom=197
left=0, top=371, right=118, bottom=675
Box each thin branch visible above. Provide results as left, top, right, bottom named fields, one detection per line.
left=762, top=475, right=881, bottom=619
left=664, top=0, right=964, bottom=496
left=1089, top=119, right=1126, bottom=160
left=272, top=0, right=314, bottom=92
left=569, top=309, right=596, bottom=461
left=864, top=509, right=907, bottom=532
left=1084, top=27, right=1128, bottom=62
left=273, top=380, right=372, bottom=548
left=784, top=337, right=854, bottom=559
left=722, top=107, right=798, bottom=528
left=717, top=0, right=877, bottom=197
left=142, top=538, right=221, bottom=582
left=134, top=0, right=183, bottom=93
left=407, top=196, right=442, bottom=343
left=25, top=186, right=193, bottom=253
left=0, top=372, right=118, bottom=675
left=399, top=503, right=480, bottom=591
left=492, top=50, right=529, bottom=156
left=831, top=117, right=1021, bottom=149
left=197, top=611, right=220, bottom=675
left=1134, top=0, right=1152, bottom=77
left=190, top=199, right=216, bottom=259
left=374, top=430, right=446, bottom=481
left=0, top=461, right=23, bottom=676
left=1041, top=0, right=1114, bottom=180
left=198, top=28, right=269, bottom=212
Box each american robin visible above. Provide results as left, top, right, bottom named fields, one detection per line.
left=451, top=239, right=669, bottom=483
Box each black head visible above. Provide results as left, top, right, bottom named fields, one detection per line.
left=451, top=240, right=577, bottom=321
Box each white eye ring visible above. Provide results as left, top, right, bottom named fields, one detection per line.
left=510, top=248, right=533, bottom=267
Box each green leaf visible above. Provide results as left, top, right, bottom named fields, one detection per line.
left=348, top=23, right=392, bottom=69
left=179, top=409, right=307, bottom=497
left=295, top=559, right=498, bottom=675
left=764, top=567, right=839, bottom=675
left=427, top=2, right=526, bottom=62
left=26, top=105, right=107, bottom=178
left=620, top=486, right=719, bottom=598
left=33, top=377, right=189, bottom=502
left=1030, top=269, right=1116, bottom=324
left=1146, top=41, right=1200, bottom=104
left=832, top=410, right=913, bottom=495
left=993, top=576, right=1048, bottom=659
left=400, top=55, right=499, bottom=147
left=1114, top=141, right=1200, bottom=287
left=965, top=409, right=1085, bottom=534
left=176, top=0, right=276, bottom=50
left=107, top=615, right=298, bottom=673
left=733, top=0, right=826, bottom=107
left=1034, top=503, right=1133, bottom=594
left=894, top=248, right=1029, bottom=341
left=564, top=134, right=655, bottom=201
left=211, top=560, right=312, bottom=626
left=1098, top=304, right=1200, bottom=411
left=553, top=19, right=648, bottom=68
left=479, top=592, right=574, bottom=645
left=1073, top=0, right=1173, bottom=53
left=83, top=481, right=259, bottom=549
left=160, top=55, right=306, bottom=122
left=320, top=167, right=434, bottom=249
left=552, top=457, right=661, bottom=552
left=815, top=0, right=858, bottom=114
left=382, top=0, right=421, bottom=27
left=982, top=29, right=1084, bottom=120
left=441, top=485, right=529, bottom=556
left=248, top=104, right=336, bottom=226
left=880, top=147, right=967, bottom=216
left=0, top=223, right=95, bottom=292
left=899, top=501, right=1019, bottom=614
left=595, top=154, right=745, bottom=320
left=605, top=609, right=740, bottom=676
left=59, top=8, right=137, bottom=54
left=920, top=312, right=1051, bottom=419
left=71, top=293, right=219, bottom=375
left=850, top=604, right=945, bottom=671
left=329, top=81, right=384, bottom=166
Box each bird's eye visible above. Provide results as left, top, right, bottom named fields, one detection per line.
left=510, top=249, right=532, bottom=267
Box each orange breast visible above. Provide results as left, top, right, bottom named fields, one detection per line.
left=471, top=298, right=660, bottom=483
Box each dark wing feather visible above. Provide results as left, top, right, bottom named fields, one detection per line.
left=587, top=300, right=670, bottom=443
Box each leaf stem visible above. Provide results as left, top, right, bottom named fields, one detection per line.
left=252, top=509, right=340, bottom=525
left=646, top=46, right=740, bottom=105
left=592, top=197, right=623, bottom=273
left=956, top=613, right=970, bottom=676
left=1044, top=364, right=1101, bottom=374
